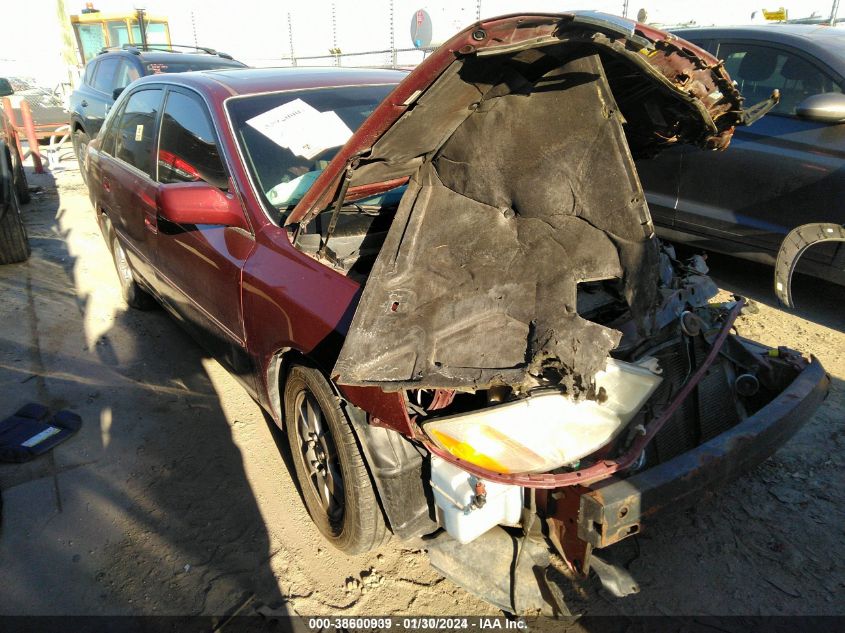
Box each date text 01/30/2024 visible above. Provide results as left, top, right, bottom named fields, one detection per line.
left=306, top=617, right=528, bottom=630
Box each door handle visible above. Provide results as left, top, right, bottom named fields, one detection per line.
left=102, top=177, right=111, bottom=192
left=81, top=100, right=88, bottom=107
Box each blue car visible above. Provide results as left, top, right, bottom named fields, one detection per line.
left=637, top=25, right=845, bottom=292
left=69, top=45, right=245, bottom=184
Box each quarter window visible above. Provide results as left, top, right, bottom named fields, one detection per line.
left=718, top=42, right=842, bottom=115
left=92, top=57, right=119, bottom=94
left=114, top=60, right=141, bottom=91
left=100, top=101, right=126, bottom=156
left=83, top=61, right=97, bottom=86
left=114, top=89, right=164, bottom=176
left=157, top=91, right=228, bottom=189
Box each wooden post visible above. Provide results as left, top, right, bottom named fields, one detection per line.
left=19, top=100, right=44, bottom=174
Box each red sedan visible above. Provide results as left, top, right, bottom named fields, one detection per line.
left=85, top=12, right=828, bottom=614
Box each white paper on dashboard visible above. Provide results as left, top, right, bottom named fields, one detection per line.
left=245, top=98, right=353, bottom=160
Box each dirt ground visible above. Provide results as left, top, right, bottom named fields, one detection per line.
left=0, top=162, right=843, bottom=619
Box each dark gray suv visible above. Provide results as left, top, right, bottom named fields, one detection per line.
left=637, top=25, right=845, bottom=288
left=69, top=45, right=246, bottom=183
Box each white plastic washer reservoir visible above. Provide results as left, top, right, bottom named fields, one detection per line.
left=430, top=454, right=523, bottom=544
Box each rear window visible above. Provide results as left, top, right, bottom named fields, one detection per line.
left=93, top=57, right=119, bottom=93
left=144, top=61, right=244, bottom=75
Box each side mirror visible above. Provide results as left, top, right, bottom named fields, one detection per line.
left=112, top=87, right=125, bottom=101
left=158, top=181, right=249, bottom=230
left=0, top=78, right=14, bottom=98
left=796, top=92, right=845, bottom=124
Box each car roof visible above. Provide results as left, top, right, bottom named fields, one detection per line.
left=672, top=24, right=845, bottom=72
left=94, top=49, right=246, bottom=67
left=131, top=66, right=408, bottom=97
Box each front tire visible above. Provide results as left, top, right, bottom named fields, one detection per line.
left=0, top=187, right=30, bottom=264
left=111, top=236, right=155, bottom=309
left=284, top=364, right=389, bottom=554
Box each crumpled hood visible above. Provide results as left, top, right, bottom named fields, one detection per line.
left=294, top=12, right=775, bottom=396
left=287, top=12, right=773, bottom=227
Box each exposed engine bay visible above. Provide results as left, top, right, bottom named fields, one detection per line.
left=403, top=246, right=791, bottom=478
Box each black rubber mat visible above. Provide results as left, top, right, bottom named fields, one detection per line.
left=0, top=403, right=82, bottom=463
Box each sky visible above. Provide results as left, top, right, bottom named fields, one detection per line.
left=150, top=0, right=841, bottom=63
left=1, top=0, right=842, bottom=83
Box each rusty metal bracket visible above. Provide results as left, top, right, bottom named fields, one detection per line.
left=577, top=357, right=828, bottom=549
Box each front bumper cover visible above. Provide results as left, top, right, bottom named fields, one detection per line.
left=577, top=356, right=829, bottom=549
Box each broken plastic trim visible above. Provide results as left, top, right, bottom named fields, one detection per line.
left=412, top=299, right=745, bottom=488
left=317, top=165, right=355, bottom=260
left=775, top=223, right=845, bottom=308
left=740, top=89, right=781, bottom=126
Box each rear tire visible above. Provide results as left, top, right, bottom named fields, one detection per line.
left=73, top=129, right=90, bottom=186
left=284, top=364, right=390, bottom=554
left=0, top=187, right=30, bottom=264
left=111, top=235, right=155, bottom=309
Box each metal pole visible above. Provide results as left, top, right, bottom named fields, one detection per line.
left=287, top=12, right=296, bottom=67
left=331, top=3, right=339, bottom=67
left=2, top=98, right=24, bottom=168
left=389, top=0, right=396, bottom=68
left=476, top=0, right=482, bottom=21
left=831, top=0, right=841, bottom=25
left=191, top=10, right=198, bottom=48
left=20, top=101, right=44, bottom=174
left=622, top=0, right=629, bottom=18
left=136, top=8, right=148, bottom=48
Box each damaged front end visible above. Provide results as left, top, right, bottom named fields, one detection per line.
left=418, top=253, right=828, bottom=615
left=286, top=12, right=826, bottom=615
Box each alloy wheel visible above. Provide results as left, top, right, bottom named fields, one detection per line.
left=294, top=390, right=344, bottom=521
left=112, top=239, right=133, bottom=292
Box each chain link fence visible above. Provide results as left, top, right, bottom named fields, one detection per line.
left=249, top=46, right=437, bottom=70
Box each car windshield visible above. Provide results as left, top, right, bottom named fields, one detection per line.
left=226, top=84, right=396, bottom=218
left=143, top=60, right=244, bottom=74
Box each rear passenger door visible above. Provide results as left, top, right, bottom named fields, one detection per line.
left=152, top=87, right=254, bottom=375
left=674, top=40, right=845, bottom=261
left=102, top=86, right=165, bottom=287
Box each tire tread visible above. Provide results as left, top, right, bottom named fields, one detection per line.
left=284, top=365, right=390, bottom=554
left=0, top=190, right=30, bottom=264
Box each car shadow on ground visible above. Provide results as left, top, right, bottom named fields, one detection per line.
left=682, top=248, right=845, bottom=333
left=0, top=167, right=287, bottom=616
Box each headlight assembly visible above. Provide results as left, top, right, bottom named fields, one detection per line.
left=423, top=358, right=662, bottom=474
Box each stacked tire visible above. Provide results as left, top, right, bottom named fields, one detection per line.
left=0, top=142, right=29, bottom=264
